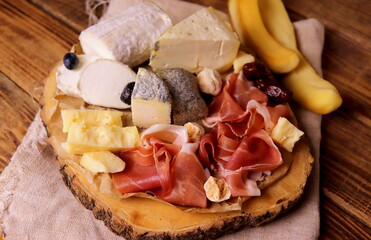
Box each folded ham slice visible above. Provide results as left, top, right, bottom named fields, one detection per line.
left=112, top=125, right=207, bottom=208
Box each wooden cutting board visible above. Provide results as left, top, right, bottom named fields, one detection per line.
left=0, top=0, right=369, bottom=238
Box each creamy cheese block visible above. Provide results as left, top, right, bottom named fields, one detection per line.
left=63, top=124, right=139, bottom=154
left=79, top=1, right=172, bottom=67
left=157, top=68, right=208, bottom=125
left=80, top=151, right=125, bottom=174
left=79, top=59, right=136, bottom=109
left=56, top=55, right=100, bottom=97
left=131, top=68, right=172, bottom=128
left=270, top=117, right=304, bottom=152
left=61, top=109, right=123, bottom=133
left=150, top=7, right=240, bottom=73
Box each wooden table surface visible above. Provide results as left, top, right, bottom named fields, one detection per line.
left=0, top=0, right=370, bottom=239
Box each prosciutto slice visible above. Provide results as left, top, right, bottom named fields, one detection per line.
left=113, top=125, right=207, bottom=208
left=203, top=73, right=290, bottom=136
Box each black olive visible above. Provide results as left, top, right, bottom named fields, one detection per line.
left=63, top=53, right=79, bottom=70
left=120, top=82, right=135, bottom=105
left=200, top=92, right=214, bottom=105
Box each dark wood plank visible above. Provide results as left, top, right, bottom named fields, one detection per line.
left=0, top=72, right=38, bottom=173
left=29, top=0, right=88, bottom=32
left=283, top=0, right=371, bottom=51
left=0, top=0, right=78, bottom=102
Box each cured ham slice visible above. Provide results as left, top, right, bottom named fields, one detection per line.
left=155, top=143, right=207, bottom=208
left=141, top=124, right=188, bottom=145
left=113, top=125, right=207, bottom=207
left=203, top=73, right=290, bottom=136
left=112, top=147, right=161, bottom=193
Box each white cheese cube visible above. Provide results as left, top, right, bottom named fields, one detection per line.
left=80, top=151, right=125, bottom=174
left=270, top=117, right=304, bottom=152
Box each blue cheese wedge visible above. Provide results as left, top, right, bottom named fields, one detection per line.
left=157, top=68, right=208, bottom=125
left=150, top=7, right=240, bottom=73
left=131, top=68, right=172, bottom=128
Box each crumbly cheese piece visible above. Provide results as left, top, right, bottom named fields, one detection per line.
left=184, top=122, right=205, bottom=143
left=270, top=117, right=304, bottom=152
left=79, top=1, right=172, bottom=67
left=64, top=124, right=139, bottom=154
left=150, top=7, right=240, bottom=73
left=80, top=151, right=125, bottom=174
left=196, top=68, right=222, bottom=96
left=131, top=68, right=172, bottom=128
left=56, top=55, right=100, bottom=97
left=233, top=51, right=255, bottom=73
left=204, top=176, right=231, bottom=202
left=61, top=109, right=123, bottom=133
left=157, top=68, right=208, bottom=125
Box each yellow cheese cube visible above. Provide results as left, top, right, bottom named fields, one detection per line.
left=80, top=151, right=125, bottom=174
left=61, top=109, right=123, bottom=133
left=233, top=51, right=255, bottom=73
left=270, top=117, right=304, bottom=152
left=64, top=124, right=139, bottom=154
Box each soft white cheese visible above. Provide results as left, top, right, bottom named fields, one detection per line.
left=56, top=55, right=100, bottom=97
left=79, top=59, right=136, bottom=109
left=79, top=1, right=172, bottom=67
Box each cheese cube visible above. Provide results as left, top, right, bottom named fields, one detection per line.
left=131, top=68, right=172, bottom=128
left=233, top=51, right=255, bottom=73
left=270, top=117, right=304, bottom=152
left=61, top=109, right=123, bottom=133
left=64, top=124, right=139, bottom=154
left=80, top=151, right=125, bottom=174
left=150, top=7, right=240, bottom=73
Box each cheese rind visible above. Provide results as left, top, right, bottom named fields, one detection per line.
left=79, top=1, right=172, bottom=67
left=64, top=124, right=139, bottom=154
left=150, top=7, right=240, bottom=73
left=157, top=68, right=208, bottom=125
left=61, top=109, right=123, bottom=133
left=270, top=117, right=304, bottom=152
left=131, top=68, right=171, bottom=128
left=80, top=151, right=125, bottom=174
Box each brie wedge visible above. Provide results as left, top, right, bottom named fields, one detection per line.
left=150, top=7, right=240, bottom=73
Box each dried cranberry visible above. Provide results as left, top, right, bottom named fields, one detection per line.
left=254, top=79, right=292, bottom=103
left=242, top=62, right=271, bottom=81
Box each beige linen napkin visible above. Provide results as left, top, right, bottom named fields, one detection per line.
left=0, top=1, right=323, bottom=238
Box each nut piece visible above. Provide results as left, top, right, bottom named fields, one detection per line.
left=196, top=68, right=222, bottom=96
left=233, top=51, right=255, bottom=73
left=184, top=122, right=205, bottom=143
left=203, top=176, right=231, bottom=202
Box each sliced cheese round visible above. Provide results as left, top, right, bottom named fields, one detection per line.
left=79, top=59, right=136, bottom=109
